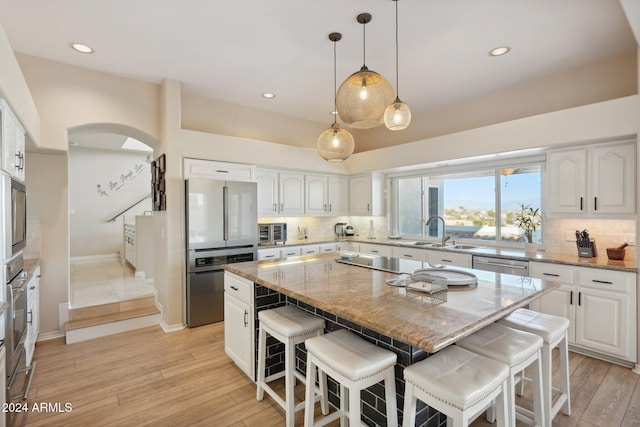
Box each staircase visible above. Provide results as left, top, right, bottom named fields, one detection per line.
left=65, top=295, right=161, bottom=344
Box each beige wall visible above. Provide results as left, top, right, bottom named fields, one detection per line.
left=25, top=152, right=68, bottom=336
left=16, top=54, right=162, bottom=152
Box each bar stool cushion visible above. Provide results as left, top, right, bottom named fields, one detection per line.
left=498, top=308, right=570, bottom=344
left=258, top=305, right=325, bottom=338
left=457, top=323, right=543, bottom=367
left=404, top=346, right=509, bottom=411
left=305, top=329, right=396, bottom=382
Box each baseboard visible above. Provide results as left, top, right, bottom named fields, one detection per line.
left=37, top=331, right=65, bottom=342
left=568, top=344, right=635, bottom=370
left=160, top=321, right=185, bottom=333
left=633, top=364, right=640, bottom=375
left=70, top=253, right=120, bottom=263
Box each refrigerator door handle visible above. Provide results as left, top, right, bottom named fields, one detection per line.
left=223, top=185, right=229, bottom=241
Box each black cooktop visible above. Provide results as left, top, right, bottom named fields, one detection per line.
left=335, top=256, right=423, bottom=274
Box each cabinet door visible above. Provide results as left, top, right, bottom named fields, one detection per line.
left=279, top=172, right=305, bottom=215
left=575, top=288, right=633, bottom=360
left=184, top=158, right=254, bottom=181
left=305, top=174, right=328, bottom=215
left=349, top=175, right=372, bottom=215
left=224, top=293, right=254, bottom=378
left=529, top=284, right=575, bottom=344
left=14, top=124, right=25, bottom=181
left=590, top=142, right=635, bottom=214
left=546, top=149, right=586, bottom=214
left=1, top=104, right=17, bottom=178
left=328, top=176, right=349, bottom=216
left=425, top=250, right=472, bottom=268
left=256, top=169, right=279, bottom=216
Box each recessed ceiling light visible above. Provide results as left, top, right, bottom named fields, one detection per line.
left=262, top=92, right=275, bottom=99
left=489, top=46, right=510, bottom=57
left=71, top=43, right=94, bottom=54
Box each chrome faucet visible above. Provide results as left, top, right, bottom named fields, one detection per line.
left=426, top=215, right=450, bottom=246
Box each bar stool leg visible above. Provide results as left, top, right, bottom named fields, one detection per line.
left=541, top=342, right=552, bottom=427
left=340, top=384, right=347, bottom=426
left=385, top=369, right=398, bottom=427
left=560, top=332, right=571, bottom=416
left=304, top=356, right=316, bottom=427
left=256, top=325, right=267, bottom=401
left=495, top=381, right=508, bottom=427
left=401, top=383, right=416, bottom=427
left=285, top=338, right=295, bottom=427
left=532, top=350, right=545, bottom=427
left=349, top=386, right=360, bottom=426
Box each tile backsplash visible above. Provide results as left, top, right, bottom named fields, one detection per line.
left=543, top=218, right=636, bottom=258
left=258, top=216, right=388, bottom=242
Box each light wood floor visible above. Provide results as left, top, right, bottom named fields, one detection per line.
left=14, top=323, right=640, bottom=427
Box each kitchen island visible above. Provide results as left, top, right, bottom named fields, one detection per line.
left=222, top=252, right=560, bottom=426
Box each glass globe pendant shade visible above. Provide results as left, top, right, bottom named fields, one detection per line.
left=317, top=122, right=355, bottom=162
left=336, top=66, right=395, bottom=129
left=384, top=96, right=412, bottom=130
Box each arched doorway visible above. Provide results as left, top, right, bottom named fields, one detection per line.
left=67, top=124, right=160, bottom=308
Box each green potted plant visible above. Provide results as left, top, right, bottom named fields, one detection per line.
left=515, top=204, right=542, bottom=253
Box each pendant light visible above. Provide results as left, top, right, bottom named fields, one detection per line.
left=317, top=32, right=355, bottom=162
left=384, top=0, right=411, bottom=130
left=336, top=13, right=394, bottom=129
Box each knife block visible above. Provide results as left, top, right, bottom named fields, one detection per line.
left=577, top=240, right=597, bottom=258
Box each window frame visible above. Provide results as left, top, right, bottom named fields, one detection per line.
left=388, top=155, right=545, bottom=248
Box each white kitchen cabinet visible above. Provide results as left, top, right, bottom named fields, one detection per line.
left=256, top=169, right=304, bottom=216
left=0, top=99, right=26, bottom=181
left=224, top=272, right=255, bottom=379
left=425, top=250, right=472, bottom=268
left=280, top=246, right=302, bottom=258
left=123, top=224, right=136, bottom=267
left=358, top=243, right=393, bottom=257
left=305, top=174, right=349, bottom=216
left=257, top=247, right=280, bottom=260
left=318, top=243, right=337, bottom=253
left=183, top=158, right=254, bottom=181
left=546, top=141, right=635, bottom=216
left=529, top=261, right=636, bottom=362
left=335, top=241, right=357, bottom=252
left=391, top=246, right=427, bottom=262
left=25, top=266, right=40, bottom=366
left=300, top=245, right=319, bottom=255
left=349, top=173, right=385, bottom=216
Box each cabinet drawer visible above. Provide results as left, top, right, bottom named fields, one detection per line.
left=318, top=243, right=337, bottom=253
left=359, top=243, right=393, bottom=257
left=258, top=248, right=280, bottom=260
left=577, top=268, right=635, bottom=293
left=426, top=251, right=472, bottom=268
left=224, top=272, right=253, bottom=304
left=529, top=262, right=575, bottom=284
left=391, top=247, right=426, bottom=261
left=280, top=246, right=302, bottom=257
left=301, top=246, right=319, bottom=255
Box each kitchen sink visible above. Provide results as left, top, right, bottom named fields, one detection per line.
left=395, top=241, right=432, bottom=246
left=449, top=244, right=478, bottom=250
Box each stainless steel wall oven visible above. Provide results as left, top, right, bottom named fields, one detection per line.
left=2, top=175, right=26, bottom=257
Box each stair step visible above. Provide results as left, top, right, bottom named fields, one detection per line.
left=69, top=295, right=156, bottom=321
left=65, top=305, right=160, bottom=331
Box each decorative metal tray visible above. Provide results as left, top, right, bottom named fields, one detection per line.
left=412, top=268, right=478, bottom=286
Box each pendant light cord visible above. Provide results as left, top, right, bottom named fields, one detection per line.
left=362, top=20, right=366, bottom=66
left=395, top=0, right=400, bottom=97
left=333, top=37, right=337, bottom=126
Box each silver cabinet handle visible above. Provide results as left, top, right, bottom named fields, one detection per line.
left=403, top=254, right=413, bottom=258
left=329, top=204, right=332, bottom=212
left=230, top=285, right=238, bottom=291
left=592, top=279, right=613, bottom=285
left=264, top=255, right=275, bottom=259
left=273, top=203, right=277, bottom=212
left=243, top=310, right=248, bottom=327
left=367, top=203, right=370, bottom=212
left=27, top=310, right=32, bottom=325
left=441, top=259, right=453, bottom=263
left=542, top=272, right=560, bottom=277
left=280, top=203, right=283, bottom=212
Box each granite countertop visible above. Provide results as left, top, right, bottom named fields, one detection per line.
left=223, top=252, right=559, bottom=353
left=259, top=237, right=637, bottom=272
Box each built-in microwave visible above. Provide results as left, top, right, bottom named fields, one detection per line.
left=2, top=174, right=26, bottom=258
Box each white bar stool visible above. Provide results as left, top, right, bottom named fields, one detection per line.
left=498, top=308, right=571, bottom=427
left=256, top=305, right=327, bottom=427
left=457, top=323, right=545, bottom=427
left=402, top=345, right=509, bottom=427
left=303, top=329, right=398, bottom=427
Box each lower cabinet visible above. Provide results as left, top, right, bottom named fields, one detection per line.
left=224, top=272, right=255, bottom=379
left=529, top=261, right=636, bottom=363
left=391, top=246, right=427, bottom=262
left=425, top=250, right=472, bottom=268
left=25, top=266, right=40, bottom=366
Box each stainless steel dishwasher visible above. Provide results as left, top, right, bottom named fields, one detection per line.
left=472, top=255, right=529, bottom=276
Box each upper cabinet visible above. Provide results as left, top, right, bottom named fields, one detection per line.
left=546, top=141, right=635, bottom=216
left=184, top=158, right=254, bottom=181
left=256, top=169, right=304, bottom=216
left=305, top=174, right=349, bottom=216
left=0, top=99, right=26, bottom=181
left=349, top=173, right=384, bottom=216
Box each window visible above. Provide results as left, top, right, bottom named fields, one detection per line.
left=391, top=162, right=542, bottom=245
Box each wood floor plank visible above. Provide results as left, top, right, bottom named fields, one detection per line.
left=581, top=364, right=639, bottom=426
left=14, top=322, right=638, bottom=427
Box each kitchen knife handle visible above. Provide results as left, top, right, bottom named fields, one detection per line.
left=580, top=197, right=583, bottom=211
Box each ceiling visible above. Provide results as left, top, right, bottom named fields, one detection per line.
left=0, top=0, right=638, bottom=151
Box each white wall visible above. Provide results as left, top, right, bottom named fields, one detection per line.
left=68, top=147, right=152, bottom=258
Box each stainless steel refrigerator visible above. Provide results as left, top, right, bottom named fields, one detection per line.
left=185, top=179, right=258, bottom=327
